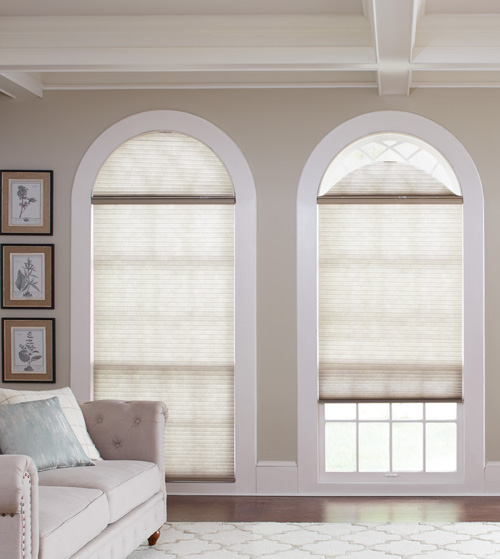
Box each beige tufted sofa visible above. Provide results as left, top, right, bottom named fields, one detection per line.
left=0, top=400, right=168, bottom=559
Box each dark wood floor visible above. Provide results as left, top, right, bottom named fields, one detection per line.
left=168, top=496, right=500, bottom=523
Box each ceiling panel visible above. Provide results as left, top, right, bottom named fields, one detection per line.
left=425, top=0, right=500, bottom=14
left=41, top=70, right=378, bottom=89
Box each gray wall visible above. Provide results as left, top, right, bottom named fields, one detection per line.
left=0, top=88, right=498, bottom=462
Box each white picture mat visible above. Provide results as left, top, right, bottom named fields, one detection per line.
left=9, top=179, right=43, bottom=226
left=10, top=253, right=45, bottom=300
left=11, top=327, right=47, bottom=373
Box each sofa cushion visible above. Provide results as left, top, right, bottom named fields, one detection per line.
left=0, top=386, right=102, bottom=461
left=39, top=486, right=108, bottom=559
left=0, top=397, right=94, bottom=471
left=38, top=460, right=161, bottom=523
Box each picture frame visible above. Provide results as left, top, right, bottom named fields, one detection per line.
left=2, top=318, right=55, bottom=383
left=0, top=170, right=53, bottom=235
left=1, top=244, right=54, bottom=309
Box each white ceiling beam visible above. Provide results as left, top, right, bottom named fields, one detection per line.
left=0, top=50, right=376, bottom=73
left=370, top=0, right=415, bottom=95
left=410, top=0, right=426, bottom=55
left=0, top=72, right=43, bottom=98
left=0, top=15, right=375, bottom=72
left=0, top=73, right=44, bottom=98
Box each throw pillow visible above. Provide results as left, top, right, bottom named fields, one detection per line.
left=0, top=397, right=94, bottom=471
left=0, top=386, right=101, bottom=461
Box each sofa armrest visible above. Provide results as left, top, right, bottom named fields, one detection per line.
left=79, top=399, right=168, bottom=478
left=0, top=455, right=39, bottom=559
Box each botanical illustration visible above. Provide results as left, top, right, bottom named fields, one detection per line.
left=18, top=331, right=42, bottom=371
left=9, top=180, right=42, bottom=226
left=17, top=184, right=38, bottom=220
left=12, top=328, right=46, bottom=373
left=11, top=253, right=44, bottom=300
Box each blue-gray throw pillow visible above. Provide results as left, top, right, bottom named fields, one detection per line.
left=0, top=396, right=93, bottom=471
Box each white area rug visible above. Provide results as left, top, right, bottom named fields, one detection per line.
left=128, top=521, right=500, bottom=558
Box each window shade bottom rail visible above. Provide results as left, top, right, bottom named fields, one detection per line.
left=317, top=196, right=463, bottom=205
left=166, top=477, right=236, bottom=483
left=319, top=398, right=463, bottom=404
left=92, top=195, right=235, bottom=204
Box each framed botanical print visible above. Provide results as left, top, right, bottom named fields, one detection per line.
left=2, top=318, right=55, bottom=383
left=0, top=170, right=53, bottom=235
left=1, top=244, right=54, bottom=309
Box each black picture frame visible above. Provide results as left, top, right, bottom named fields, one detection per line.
left=1, top=244, right=54, bottom=309
left=2, top=318, right=56, bottom=383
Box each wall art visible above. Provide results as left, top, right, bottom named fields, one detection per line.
left=1, top=244, right=54, bottom=309
left=2, top=318, right=55, bottom=383
left=0, top=170, right=53, bottom=235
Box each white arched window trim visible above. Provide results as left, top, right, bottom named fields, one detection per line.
left=71, top=110, right=257, bottom=494
left=297, top=111, right=484, bottom=495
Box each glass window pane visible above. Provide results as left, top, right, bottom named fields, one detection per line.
left=359, top=423, right=389, bottom=472
left=392, top=403, right=423, bottom=421
left=426, top=423, right=457, bottom=472
left=392, top=423, right=423, bottom=471
left=325, top=422, right=356, bottom=472
left=359, top=403, right=390, bottom=420
left=325, top=403, right=356, bottom=421
left=426, top=403, right=457, bottom=420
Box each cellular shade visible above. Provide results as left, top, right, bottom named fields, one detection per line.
left=92, top=131, right=235, bottom=482
left=318, top=203, right=463, bottom=402
left=93, top=131, right=234, bottom=197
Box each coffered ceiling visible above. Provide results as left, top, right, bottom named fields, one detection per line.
left=1, top=0, right=500, bottom=98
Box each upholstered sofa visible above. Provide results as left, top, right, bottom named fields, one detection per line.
left=0, top=399, right=168, bottom=559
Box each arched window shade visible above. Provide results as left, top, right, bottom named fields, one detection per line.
left=93, top=131, right=234, bottom=198
left=92, top=131, right=235, bottom=482
left=318, top=133, right=463, bottom=402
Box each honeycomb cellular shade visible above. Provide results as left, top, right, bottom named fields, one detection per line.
left=92, top=131, right=235, bottom=482
left=318, top=133, right=463, bottom=403
left=93, top=131, right=234, bottom=198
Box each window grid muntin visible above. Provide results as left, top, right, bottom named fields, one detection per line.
left=324, top=402, right=458, bottom=475
left=318, top=133, right=462, bottom=197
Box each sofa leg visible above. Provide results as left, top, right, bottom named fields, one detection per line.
left=148, top=530, right=161, bottom=546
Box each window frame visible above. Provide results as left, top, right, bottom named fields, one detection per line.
left=319, top=402, right=464, bottom=483
left=297, top=111, right=484, bottom=495
left=71, top=110, right=257, bottom=494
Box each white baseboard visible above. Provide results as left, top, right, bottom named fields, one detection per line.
left=256, top=461, right=298, bottom=494
left=484, top=461, right=500, bottom=494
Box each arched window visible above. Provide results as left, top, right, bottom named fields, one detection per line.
left=71, top=111, right=256, bottom=493
left=298, top=112, right=484, bottom=494
left=319, top=133, right=462, bottom=478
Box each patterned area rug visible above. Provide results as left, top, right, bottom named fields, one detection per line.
left=128, top=521, right=500, bottom=558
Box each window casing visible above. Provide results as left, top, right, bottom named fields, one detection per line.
left=71, top=110, right=256, bottom=494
